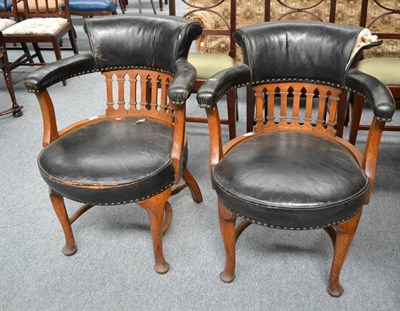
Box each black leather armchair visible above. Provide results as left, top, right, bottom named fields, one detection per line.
left=24, top=16, right=203, bottom=274
left=197, top=21, right=395, bottom=297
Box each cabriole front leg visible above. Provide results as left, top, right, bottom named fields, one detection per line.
left=138, top=189, right=171, bottom=274
left=327, top=210, right=362, bottom=297
left=49, top=189, right=77, bottom=256
left=218, top=200, right=237, bottom=283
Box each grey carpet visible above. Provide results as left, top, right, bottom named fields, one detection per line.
left=1, top=4, right=399, bottom=311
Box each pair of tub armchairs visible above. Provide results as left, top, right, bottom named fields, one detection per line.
left=24, top=16, right=395, bottom=297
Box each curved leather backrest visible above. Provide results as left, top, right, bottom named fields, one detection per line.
left=234, top=21, right=367, bottom=85
left=84, top=15, right=202, bottom=73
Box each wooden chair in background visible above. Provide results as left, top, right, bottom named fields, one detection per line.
left=348, top=0, right=399, bottom=144
left=0, top=0, right=42, bottom=66
left=2, top=0, right=78, bottom=77
left=169, top=0, right=238, bottom=139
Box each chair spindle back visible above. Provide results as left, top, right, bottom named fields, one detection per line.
left=253, top=82, right=342, bottom=136
left=103, top=69, right=175, bottom=124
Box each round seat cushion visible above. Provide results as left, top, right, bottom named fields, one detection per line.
left=38, top=117, right=175, bottom=205
left=212, top=132, right=370, bottom=230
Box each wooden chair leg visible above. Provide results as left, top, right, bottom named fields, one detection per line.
left=182, top=168, right=203, bottom=204
left=52, top=39, right=66, bottom=86
left=118, top=0, right=126, bottom=13
left=323, top=226, right=336, bottom=247
left=235, top=219, right=252, bottom=242
left=226, top=88, right=237, bottom=139
left=1, top=67, right=23, bottom=117
left=49, top=189, right=77, bottom=256
left=348, top=94, right=364, bottom=145
left=218, top=200, right=237, bottom=283
left=21, top=43, right=35, bottom=64
left=138, top=188, right=171, bottom=274
left=327, top=210, right=362, bottom=297
left=32, top=43, right=45, bottom=63
left=68, top=30, right=79, bottom=55
left=150, top=0, right=157, bottom=14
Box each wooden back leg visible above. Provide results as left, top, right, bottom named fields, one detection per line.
left=182, top=168, right=203, bottom=204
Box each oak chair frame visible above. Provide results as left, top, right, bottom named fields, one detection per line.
left=34, top=67, right=203, bottom=273
left=203, top=79, right=387, bottom=297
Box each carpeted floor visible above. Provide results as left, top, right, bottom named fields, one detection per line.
left=1, top=4, right=399, bottom=311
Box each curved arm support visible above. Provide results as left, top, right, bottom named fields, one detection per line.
left=168, top=58, right=197, bottom=105
left=345, top=69, right=395, bottom=121
left=24, top=54, right=98, bottom=92
left=197, top=65, right=251, bottom=109
left=363, top=117, right=386, bottom=203
left=36, top=90, right=59, bottom=147
left=206, top=107, right=223, bottom=173
left=345, top=69, right=395, bottom=202
left=171, top=104, right=186, bottom=183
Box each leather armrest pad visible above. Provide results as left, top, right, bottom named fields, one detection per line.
left=24, top=54, right=98, bottom=92
left=197, top=65, right=251, bottom=108
left=345, top=69, right=395, bottom=121
left=168, top=58, right=197, bottom=104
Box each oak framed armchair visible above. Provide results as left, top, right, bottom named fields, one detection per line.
left=24, top=15, right=203, bottom=274
left=197, top=21, right=395, bottom=297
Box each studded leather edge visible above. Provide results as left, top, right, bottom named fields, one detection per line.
left=66, top=183, right=174, bottom=206
left=25, top=66, right=175, bottom=93
left=220, top=201, right=363, bottom=230
left=197, top=81, right=249, bottom=109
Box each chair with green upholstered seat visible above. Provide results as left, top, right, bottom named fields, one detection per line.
left=170, top=0, right=238, bottom=139
left=348, top=0, right=399, bottom=144
left=349, top=57, right=399, bottom=144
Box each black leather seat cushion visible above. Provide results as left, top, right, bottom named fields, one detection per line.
left=212, top=132, right=369, bottom=229
left=38, top=117, right=175, bottom=205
